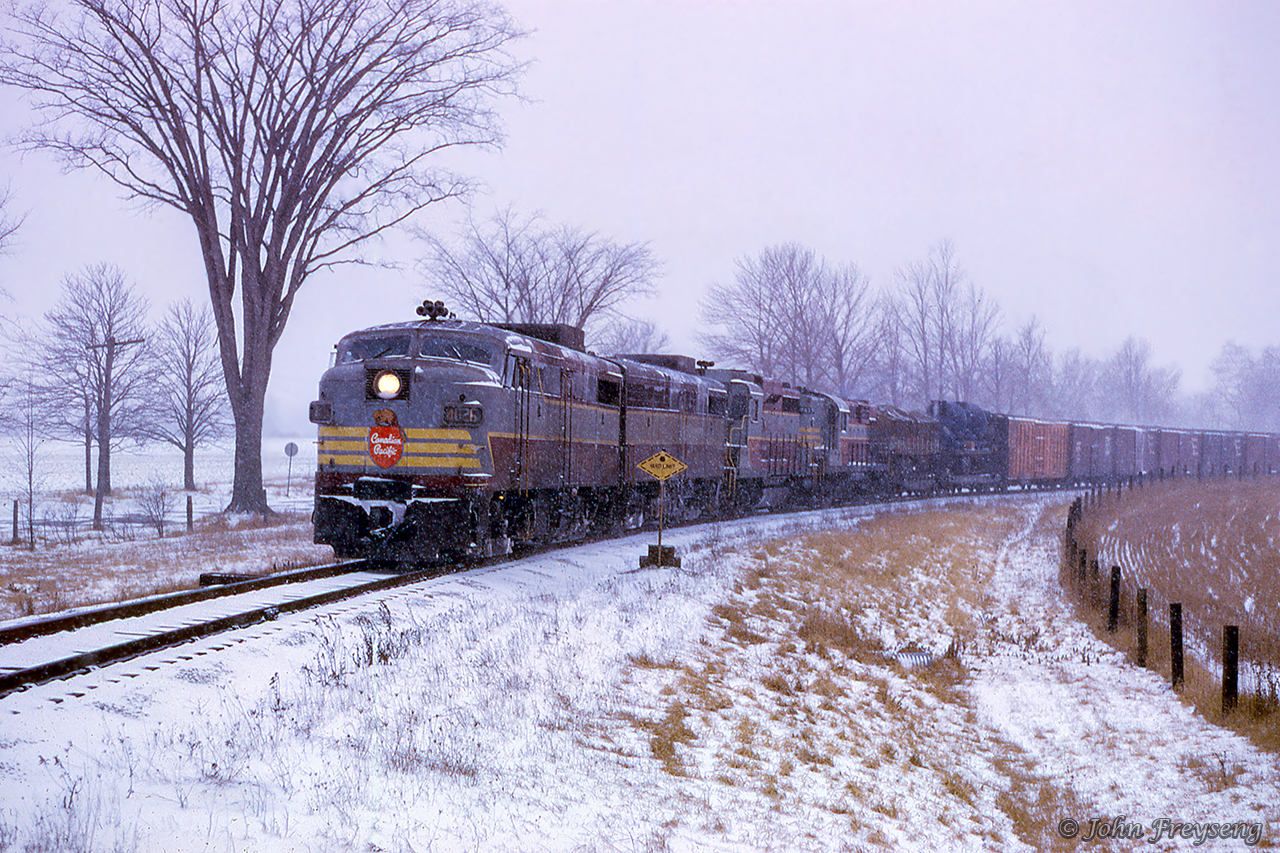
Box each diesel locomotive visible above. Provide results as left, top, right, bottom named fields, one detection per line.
left=308, top=301, right=1280, bottom=563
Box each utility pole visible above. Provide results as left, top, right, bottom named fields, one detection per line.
left=88, top=335, right=145, bottom=530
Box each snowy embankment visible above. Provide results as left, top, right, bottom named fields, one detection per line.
left=0, top=496, right=1276, bottom=852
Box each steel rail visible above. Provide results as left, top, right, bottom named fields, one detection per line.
left=0, top=564, right=443, bottom=697
left=0, top=560, right=374, bottom=648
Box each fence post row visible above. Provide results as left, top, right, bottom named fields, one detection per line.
left=1067, top=475, right=1273, bottom=715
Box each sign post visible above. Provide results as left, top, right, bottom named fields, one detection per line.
left=637, top=450, right=687, bottom=568
left=284, top=441, right=299, bottom=497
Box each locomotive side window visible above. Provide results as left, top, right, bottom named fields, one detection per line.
left=418, top=336, right=493, bottom=366
left=678, top=385, right=697, bottom=414
left=338, top=334, right=410, bottom=363
left=626, top=378, right=669, bottom=410
left=597, top=377, right=621, bottom=406
left=708, top=391, right=728, bottom=417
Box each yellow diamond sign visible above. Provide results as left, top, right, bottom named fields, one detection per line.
left=638, top=450, right=688, bottom=481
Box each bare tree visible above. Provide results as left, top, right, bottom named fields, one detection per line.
left=699, top=243, right=866, bottom=391
left=1007, top=316, right=1051, bottom=415
left=821, top=262, right=877, bottom=397
left=427, top=208, right=660, bottom=339
left=592, top=316, right=670, bottom=355
left=7, top=380, right=45, bottom=550
left=1208, top=341, right=1280, bottom=431
left=0, top=182, right=21, bottom=259
left=893, top=240, right=968, bottom=406
left=1, top=0, right=522, bottom=513
left=949, top=282, right=1001, bottom=405
left=1102, top=336, right=1181, bottom=424
left=982, top=335, right=1013, bottom=413
left=1049, top=347, right=1100, bottom=422
left=142, top=299, right=231, bottom=490
left=698, top=246, right=791, bottom=380
left=137, top=475, right=173, bottom=537
left=865, top=294, right=908, bottom=407
left=27, top=264, right=151, bottom=527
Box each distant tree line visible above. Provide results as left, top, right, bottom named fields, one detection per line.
left=697, top=240, right=1263, bottom=431
left=432, top=227, right=1273, bottom=432
left=1, top=263, right=229, bottom=532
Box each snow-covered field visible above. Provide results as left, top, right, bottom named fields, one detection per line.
left=0, top=482, right=1276, bottom=851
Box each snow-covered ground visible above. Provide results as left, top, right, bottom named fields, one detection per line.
left=0, top=492, right=1276, bottom=851
left=0, top=437, right=329, bottom=619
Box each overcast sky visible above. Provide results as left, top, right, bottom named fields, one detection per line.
left=2, top=0, right=1277, bottom=433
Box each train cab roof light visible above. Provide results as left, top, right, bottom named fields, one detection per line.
left=417, top=299, right=453, bottom=321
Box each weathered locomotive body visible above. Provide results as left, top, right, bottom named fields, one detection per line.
left=309, top=317, right=736, bottom=561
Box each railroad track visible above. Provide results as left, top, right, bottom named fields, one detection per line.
left=0, top=560, right=452, bottom=697
left=0, top=487, right=1077, bottom=700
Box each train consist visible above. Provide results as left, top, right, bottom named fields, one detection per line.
left=308, top=303, right=1280, bottom=562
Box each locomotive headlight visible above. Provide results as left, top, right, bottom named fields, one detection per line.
left=374, top=370, right=402, bottom=400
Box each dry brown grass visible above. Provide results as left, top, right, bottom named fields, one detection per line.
left=1070, top=476, right=1280, bottom=751
left=622, top=502, right=1096, bottom=846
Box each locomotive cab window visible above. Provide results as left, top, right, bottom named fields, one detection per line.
left=339, top=334, right=411, bottom=364
left=418, top=336, right=493, bottom=366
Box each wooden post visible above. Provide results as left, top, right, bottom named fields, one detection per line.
left=1108, top=566, right=1121, bottom=632
left=10, top=499, right=17, bottom=545
left=1170, top=603, right=1184, bottom=689
left=657, top=477, right=665, bottom=558
left=1136, top=588, right=1148, bottom=667
left=1078, top=549, right=1087, bottom=589
left=186, top=495, right=194, bottom=534
left=1223, top=625, right=1239, bottom=715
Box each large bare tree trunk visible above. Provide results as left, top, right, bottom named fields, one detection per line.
left=183, top=445, right=196, bottom=492
left=228, top=391, right=267, bottom=514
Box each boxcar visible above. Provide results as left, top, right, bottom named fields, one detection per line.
left=1008, top=417, right=1070, bottom=485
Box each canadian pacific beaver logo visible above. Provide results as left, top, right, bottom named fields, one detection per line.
left=368, top=409, right=404, bottom=468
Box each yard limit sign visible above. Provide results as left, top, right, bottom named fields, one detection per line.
left=637, top=450, right=686, bottom=568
